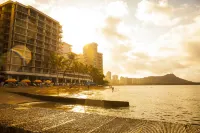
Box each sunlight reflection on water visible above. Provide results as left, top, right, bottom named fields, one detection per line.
left=71, top=105, right=86, bottom=113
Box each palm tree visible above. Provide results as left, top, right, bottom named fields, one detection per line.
left=62, top=52, right=77, bottom=84
left=86, top=65, right=105, bottom=85
left=71, top=61, right=81, bottom=84
left=49, top=52, right=66, bottom=83
left=83, top=64, right=90, bottom=75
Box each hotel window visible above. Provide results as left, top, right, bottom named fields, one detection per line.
left=15, top=26, right=26, bottom=35
left=17, top=5, right=28, bottom=14
left=16, top=12, right=27, bottom=20
left=27, top=30, right=36, bottom=38
left=27, top=37, right=35, bottom=44
left=38, top=14, right=45, bottom=21
left=15, top=18, right=27, bottom=27
left=30, top=9, right=37, bottom=18
left=15, top=34, right=26, bottom=42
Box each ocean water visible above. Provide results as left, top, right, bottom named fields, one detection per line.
left=23, top=85, right=200, bottom=125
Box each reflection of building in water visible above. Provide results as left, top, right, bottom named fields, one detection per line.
left=0, top=1, right=91, bottom=83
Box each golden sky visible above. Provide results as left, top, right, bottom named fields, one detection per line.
left=2, top=0, right=200, bottom=82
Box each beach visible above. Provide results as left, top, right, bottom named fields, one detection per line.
left=0, top=85, right=199, bottom=125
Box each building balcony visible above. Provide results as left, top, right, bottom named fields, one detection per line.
left=45, top=27, right=52, bottom=32
left=14, top=39, right=26, bottom=44
left=37, top=16, right=45, bottom=23
left=37, top=23, right=45, bottom=29
left=59, top=29, right=63, bottom=33
left=27, top=27, right=37, bottom=33
left=15, top=17, right=27, bottom=24
left=15, top=22, right=27, bottom=29
left=59, top=34, right=62, bottom=38
left=35, top=43, right=44, bottom=48
left=16, top=9, right=28, bottom=15
left=26, top=40, right=35, bottom=46
left=14, top=31, right=26, bottom=36
left=37, top=31, right=45, bottom=36
left=29, top=12, right=37, bottom=19
left=45, top=22, right=52, bottom=27
left=45, top=35, right=52, bottom=39
left=36, top=37, right=44, bottom=42
left=2, top=16, right=11, bottom=20
left=0, top=24, right=10, bottom=29
left=52, top=26, right=58, bottom=31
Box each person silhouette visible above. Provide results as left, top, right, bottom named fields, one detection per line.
left=112, top=87, right=114, bottom=92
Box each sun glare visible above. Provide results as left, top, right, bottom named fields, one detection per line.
left=50, top=7, right=105, bottom=53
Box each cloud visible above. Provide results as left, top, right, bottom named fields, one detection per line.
left=133, top=52, right=149, bottom=59
left=111, top=50, right=188, bottom=79
left=135, top=0, right=180, bottom=26
left=101, top=1, right=185, bottom=77
left=148, top=57, right=186, bottom=74
left=106, top=1, right=128, bottom=18
left=149, top=14, right=200, bottom=81
left=102, top=17, right=128, bottom=41
left=184, top=41, right=200, bottom=63
left=100, top=1, right=141, bottom=76
left=101, top=1, right=130, bottom=41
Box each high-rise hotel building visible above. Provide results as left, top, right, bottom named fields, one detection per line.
left=0, top=1, right=62, bottom=81
left=83, top=43, right=103, bottom=73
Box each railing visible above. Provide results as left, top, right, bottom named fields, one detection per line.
left=15, top=19, right=27, bottom=27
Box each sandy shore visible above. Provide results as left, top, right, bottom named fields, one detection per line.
left=0, top=86, right=107, bottom=104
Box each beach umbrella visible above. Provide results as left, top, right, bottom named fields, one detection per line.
left=21, top=79, right=31, bottom=83
left=34, top=80, right=42, bottom=83
left=45, top=80, right=51, bottom=84
left=5, top=79, right=17, bottom=82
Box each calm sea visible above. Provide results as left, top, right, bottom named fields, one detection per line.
left=23, top=85, right=200, bottom=125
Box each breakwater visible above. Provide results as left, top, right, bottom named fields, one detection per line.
left=10, top=92, right=129, bottom=108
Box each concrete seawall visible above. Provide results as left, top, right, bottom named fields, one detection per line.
left=10, top=92, right=129, bottom=108
left=0, top=104, right=199, bottom=133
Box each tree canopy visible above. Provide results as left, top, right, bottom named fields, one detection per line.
left=49, top=52, right=106, bottom=85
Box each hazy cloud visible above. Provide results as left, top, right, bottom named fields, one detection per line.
left=102, top=17, right=128, bottom=41
left=133, top=52, right=149, bottom=59
left=106, top=1, right=128, bottom=17
left=184, top=41, right=200, bottom=62
left=150, top=14, right=200, bottom=81
left=135, top=0, right=180, bottom=26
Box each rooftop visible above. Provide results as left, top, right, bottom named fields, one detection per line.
left=0, top=0, right=60, bottom=24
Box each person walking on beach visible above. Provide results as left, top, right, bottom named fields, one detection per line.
left=112, top=86, right=114, bottom=92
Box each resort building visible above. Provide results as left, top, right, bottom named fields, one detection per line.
left=0, top=1, right=91, bottom=83
left=97, top=53, right=103, bottom=73
left=105, top=71, right=111, bottom=82
left=120, top=76, right=128, bottom=85
left=83, top=42, right=103, bottom=73
left=112, top=75, right=119, bottom=85
left=60, top=42, right=72, bottom=55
